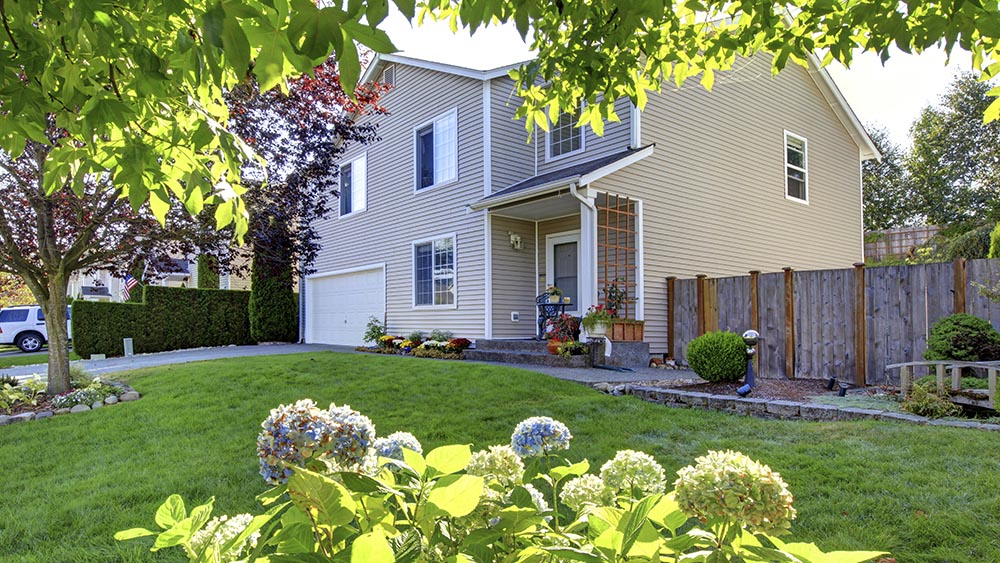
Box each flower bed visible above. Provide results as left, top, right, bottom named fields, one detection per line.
left=0, top=373, right=140, bottom=425
left=357, top=335, right=472, bottom=359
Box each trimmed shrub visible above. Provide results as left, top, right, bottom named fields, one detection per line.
left=924, top=313, right=1000, bottom=362
left=249, top=259, right=298, bottom=343
left=72, top=286, right=253, bottom=357
left=990, top=221, right=1000, bottom=259
left=197, top=255, right=220, bottom=289
left=686, top=331, right=747, bottom=382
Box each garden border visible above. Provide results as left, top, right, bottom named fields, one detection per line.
left=0, top=381, right=140, bottom=426
left=600, top=384, right=1000, bottom=431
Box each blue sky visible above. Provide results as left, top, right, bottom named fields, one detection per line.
left=381, top=12, right=974, bottom=149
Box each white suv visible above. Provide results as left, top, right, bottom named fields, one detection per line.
left=0, top=305, right=71, bottom=353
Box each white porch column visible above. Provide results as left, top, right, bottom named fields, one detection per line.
left=579, top=200, right=598, bottom=309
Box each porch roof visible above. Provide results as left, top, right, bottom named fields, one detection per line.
left=470, top=144, right=654, bottom=211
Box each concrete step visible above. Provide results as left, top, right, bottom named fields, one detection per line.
left=474, top=339, right=549, bottom=352
left=464, top=349, right=590, bottom=368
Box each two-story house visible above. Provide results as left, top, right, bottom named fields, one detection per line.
left=303, top=53, right=878, bottom=357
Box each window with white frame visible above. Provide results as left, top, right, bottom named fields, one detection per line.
left=784, top=132, right=807, bottom=202
left=339, top=153, right=367, bottom=217
left=415, top=109, right=457, bottom=190
left=547, top=106, right=584, bottom=159
left=414, top=236, right=455, bottom=306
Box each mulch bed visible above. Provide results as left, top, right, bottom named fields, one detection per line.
left=6, top=395, right=61, bottom=416
left=625, top=377, right=837, bottom=403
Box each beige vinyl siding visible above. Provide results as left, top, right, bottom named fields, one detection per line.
left=490, top=78, right=535, bottom=192
left=311, top=63, right=488, bottom=339
left=592, top=55, right=863, bottom=354
left=535, top=215, right=581, bottom=294
left=491, top=215, right=537, bottom=338
left=536, top=97, right=634, bottom=174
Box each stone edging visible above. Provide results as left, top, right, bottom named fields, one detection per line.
left=0, top=382, right=140, bottom=426
left=603, top=384, right=1000, bottom=431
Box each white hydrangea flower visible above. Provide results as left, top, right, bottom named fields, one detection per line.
left=599, top=450, right=666, bottom=496
left=189, top=513, right=259, bottom=562
left=522, top=483, right=550, bottom=513
left=560, top=474, right=610, bottom=510
left=374, top=431, right=423, bottom=461
left=467, top=445, right=525, bottom=487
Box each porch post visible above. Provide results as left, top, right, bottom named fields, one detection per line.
left=580, top=200, right=598, bottom=310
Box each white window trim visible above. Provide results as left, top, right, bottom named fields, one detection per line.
left=339, top=152, right=368, bottom=219
left=545, top=230, right=582, bottom=316
left=411, top=232, right=458, bottom=309
left=783, top=130, right=809, bottom=204
left=545, top=106, right=586, bottom=163
left=413, top=107, right=459, bottom=194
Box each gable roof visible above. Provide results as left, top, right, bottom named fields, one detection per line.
left=362, top=52, right=879, bottom=161
left=470, top=144, right=655, bottom=210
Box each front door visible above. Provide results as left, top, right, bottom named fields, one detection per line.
left=547, top=231, right=580, bottom=313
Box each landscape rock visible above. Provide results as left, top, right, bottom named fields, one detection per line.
left=735, top=397, right=769, bottom=415
left=35, top=411, right=53, bottom=419
left=678, top=392, right=711, bottom=407
left=0, top=415, right=8, bottom=426
left=837, top=407, right=884, bottom=421
left=707, top=395, right=738, bottom=411
left=91, top=401, right=103, bottom=409
left=799, top=403, right=840, bottom=421
left=55, top=408, right=70, bottom=415
left=879, top=412, right=928, bottom=424
left=104, top=395, right=119, bottom=405
left=120, top=391, right=140, bottom=402
left=70, top=404, right=90, bottom=413
left=9, top=413, right=34, bottom=424
left=765, top=400, right=802, bottom=418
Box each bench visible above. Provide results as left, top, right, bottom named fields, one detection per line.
left=886, top=360, right=998, bottom=409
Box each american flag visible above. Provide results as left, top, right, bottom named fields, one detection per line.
left=121, top=274, right=139, bottom=300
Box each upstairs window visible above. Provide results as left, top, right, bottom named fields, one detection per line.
left=415, top=109, right=458, bottom=190
left=340, top=153, right=367, bottom=217
left=414, top=236, right=455, bottom=306
left=547, top=106, right=584, bottom=160
left=784, top=132, right=808, bottom=202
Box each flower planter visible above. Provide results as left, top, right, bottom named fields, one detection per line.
left=547, top=339, right=564, bottom=355
left=588, top=322, right=608, bottom=338
left=548, top=295, right=561, bottom=303
left=610, top=320, right=645, bottom=341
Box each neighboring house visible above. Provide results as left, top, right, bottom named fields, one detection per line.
left=303, top=53, right=878, bottom=355
left=69, top=254, right=252, bottom=303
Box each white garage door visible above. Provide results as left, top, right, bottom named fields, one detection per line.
left=306, top=267, right=385, bottom=346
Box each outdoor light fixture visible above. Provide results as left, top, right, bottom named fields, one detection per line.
left=508, top=232, right=522, bottom=250
left=737, top=329, right=760, bottom=397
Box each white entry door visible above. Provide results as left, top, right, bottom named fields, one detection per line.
left=305, top=266, right=385, bottom=346
left=546, top=231, right=580, bottom=314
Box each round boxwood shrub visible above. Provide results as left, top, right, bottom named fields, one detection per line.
left=686, top=331, right=748, bottom=382
left=924, top=313, right=1000, bottom=362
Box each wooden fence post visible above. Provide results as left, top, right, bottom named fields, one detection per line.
left=783, top=267, right=795, bottom=379
left=666, top=276, right=676, bottom=360
left=749, top=270, right=760, bottom=374
left=696, top=274, right=707, bottom=336
left=853, top=263, right=867, bottom=387
left=953, top=258, right=967, bottom=315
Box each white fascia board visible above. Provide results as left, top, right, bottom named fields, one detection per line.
left=578, top=144, right=655, bottom=186
left=805, top=54, right=881, bottom=162
left=306, top=263, right=386, bottom=279
left=380, top=53, right=528, bottom=81
left=469, top=177, right=580, bottom=211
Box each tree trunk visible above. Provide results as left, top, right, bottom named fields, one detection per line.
left=43, top=273, right=71, bottom=394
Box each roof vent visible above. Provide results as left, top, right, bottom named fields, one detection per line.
left=381, top=64, right=395, bottom=87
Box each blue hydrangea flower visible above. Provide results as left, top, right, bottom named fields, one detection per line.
left=326, top=403, right=377, bottom=469
left=373, top=431, right=423, bottom=461
left=257, top=399, right=335, bottom=485
left=510, top=416, right=572, bottom=458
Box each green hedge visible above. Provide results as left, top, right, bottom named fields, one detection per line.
left=72, top=286, right=254, bottom=358
left=249, top=259, right=298, bottom=343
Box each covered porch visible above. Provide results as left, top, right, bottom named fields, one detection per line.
left=472, top=146, right=652, bottom=340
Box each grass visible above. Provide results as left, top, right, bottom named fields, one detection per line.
left=0, top=351, right=81, bottom=369
left=809, top=394, right=904, bottom=412
left=2, top=352, right=999, bottom=563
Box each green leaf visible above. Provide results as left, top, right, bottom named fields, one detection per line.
left=337, top=34, right=360, bottom=98
left=342, top=20, right=397, bottom=53
left=287, top=467, right=357, bottom=527
left=425, top=474, right=483, bottom=518
left=426, top=444, right=472, bottom=476
left=113, top=527, right=158, bottom=541
left=550, top=459, right=589, bottom=482
left=540, top=547, right=602, bottom=563
left=769, top=538, right=889, bottom=563
left=221, top=16, right=251, bottom=73
left=154, top=494, right=186, bottom=529
left=392, top=0, right=415, bottom=19
left=351, top=530, right=395, bottom=563
left=272, top=521, right=316, bottom=554
left=620, top=494, right=661, bottom=554
left=401, top=447, right=426, bottom=477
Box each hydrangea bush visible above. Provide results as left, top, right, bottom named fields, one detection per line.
left=119, top=405, right=888, bottom=563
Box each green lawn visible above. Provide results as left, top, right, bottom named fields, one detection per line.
left=0, top=351, right=81, bottom=370
left=1, top=352, right=999, bottom=563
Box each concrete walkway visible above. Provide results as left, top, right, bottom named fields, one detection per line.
left=2, top=343, right=695, bottom=384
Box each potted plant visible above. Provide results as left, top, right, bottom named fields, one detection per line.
left=545, top=313, right=579, bottom=354
left=582, top=304, right=615, bottom=337
left=545, top=285, right=563, bottom=304
left=602, top=278, right=645, bottom=341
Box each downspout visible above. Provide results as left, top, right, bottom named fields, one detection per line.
left=569, top=181, right=595, bottom=210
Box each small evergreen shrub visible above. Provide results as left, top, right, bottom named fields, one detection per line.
left=249, top=259, right=298, bottom=343
left=428, top=329, right=453, bottom=342
left=923, top=313, right=1000, bottom=362
left=686, top=331, right=748, bottom=382
left=362, top=317, right=387, bottom=345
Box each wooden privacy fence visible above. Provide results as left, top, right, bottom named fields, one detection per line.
left=665, top=258, right=1000, bottom=385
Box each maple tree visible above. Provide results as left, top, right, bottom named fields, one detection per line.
left=0, top=274, right=33, bottom=309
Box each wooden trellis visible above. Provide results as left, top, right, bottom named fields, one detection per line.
left=597, top=194, right=638, bottom=318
